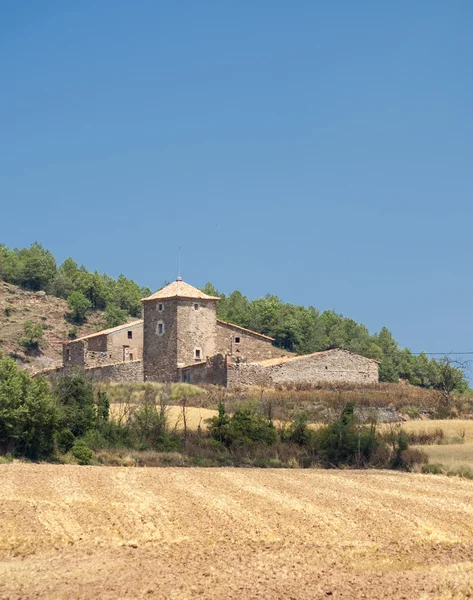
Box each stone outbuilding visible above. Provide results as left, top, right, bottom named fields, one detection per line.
left=60, top=277, right=379, bottom=387
left=63, top=320, right=143, bottom=369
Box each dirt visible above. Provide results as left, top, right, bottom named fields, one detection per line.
left=0, top=464, right=472, bottom=599
left=0, top=281, right=108, bottom=373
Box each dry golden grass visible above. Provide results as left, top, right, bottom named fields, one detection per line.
left=109, top=404, right=217, bottom=430
left=415, top=443, right=473, bottom=471
left=0, top=464, right=473, bottom=599
left=397, top=419, right=473, bottom=442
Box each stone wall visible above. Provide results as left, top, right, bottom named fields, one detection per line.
left=216, top=320, right=290, bottom=362
left=84, top=351, right=109, bottom=368
left=177, top=300, right=217, bottom=368
left=143, top=298, right=179, bottom=382
left=267, top=350, right=379, bottom=386
left=63, top=340, right=85, bottom=367
left=85, top=360, right=144, bottom=383
left=87, top=335, right=107, bottom=353
left=226, top=361, right=271, bottom=387
left=181, top=354, right=227, bottom=386
left=226, top=350, right=379, bottom=388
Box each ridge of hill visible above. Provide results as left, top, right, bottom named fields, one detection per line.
left=0, top=281, right=127, bottom=373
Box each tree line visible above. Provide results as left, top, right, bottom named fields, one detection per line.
left=0, top=242, right=151, bottom=327
left=0, top=242, right=468, bottom=393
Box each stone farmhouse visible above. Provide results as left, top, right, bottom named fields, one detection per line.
left=61, top=277, right=379, bottom=387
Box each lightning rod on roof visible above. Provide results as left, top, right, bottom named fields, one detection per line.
left=177, top=247, right=182, bottom=282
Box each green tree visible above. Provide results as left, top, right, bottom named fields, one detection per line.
left=67, top=291, right=92, bottom=324
left=104, top=303, right=127, bottom=328
left=54, top=372, right=96, bottom=437
left=0, top=356, right=57, bottom=458
left=18, top=242, right=57, bottom=291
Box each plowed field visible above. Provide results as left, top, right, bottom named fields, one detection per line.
left=0, top=464, right=472, bottom=599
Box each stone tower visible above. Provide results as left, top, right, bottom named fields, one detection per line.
left=142, top=277, right=220, bottom=382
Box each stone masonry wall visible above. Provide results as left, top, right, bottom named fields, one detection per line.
left=216, top=321, right=290, bottom=363
left=177, top=300, right=217, bottom=368
left=181, top=354, right=227, bottom=386
left=85, top=360, right=144, bottom=383
left=268, top=350, right=379, bottom=386
left=143, top=298, right=179, bottom=382
left=86, top=335, right=107, bottom=353
left=63, top=340, right=85, bottom=367
left=84, top=351, right=110, bottom=368
left=226, top=361, right=272, bottom=387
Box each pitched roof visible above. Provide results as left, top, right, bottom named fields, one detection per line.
left=71, top=320, right=143, bottom=343
left=216, top=319, right=275, bottom=341
left=254, top=348, right=380, bottom=367
left=142, top=278, right=220, bottom=302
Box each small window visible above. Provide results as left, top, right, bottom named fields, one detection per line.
left=129, top=353, right=133, bottom=361
left=66, top=349, right=71, bottom=361
left=158, top=303, right=163, bottom=312
left=127, top=331, right=133, bottom=339
left=195, top=348, right=201, bottom=360
left=158, top=323, right=163, bottom=335
left=194, top=303, right=199, bottom=311
left=235, top=337, right=240, bottom=344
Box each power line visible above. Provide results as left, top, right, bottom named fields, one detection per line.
left=412, top=352, right=473, bottom=355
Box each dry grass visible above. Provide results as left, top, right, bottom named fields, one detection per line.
left=0, top=464, right=472, bottom=599
left=415, top=443, right=473, bottom=471
left=109, top=403, right=217, bottom=431
left=398, top=419, right=473, bottom=442
left=0, top=280, right=110, bottom=372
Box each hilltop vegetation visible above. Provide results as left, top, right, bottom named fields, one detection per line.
left=0, top=242, right=469, bottom=393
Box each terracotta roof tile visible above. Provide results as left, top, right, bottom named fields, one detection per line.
left=142, top=278, right=220, bottom=302
left=216, top=319, right=275, bottom=341
left=70, top=320, right=143, bottom=343
left=254, top=348, right=380, bottom=367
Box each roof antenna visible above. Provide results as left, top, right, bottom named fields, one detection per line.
left=177, top=247, right=182, bottom=282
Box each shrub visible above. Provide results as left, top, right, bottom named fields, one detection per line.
left=422, top=464, right=443, bottom=475
left=313, top=402, right=381, bottom=467
left=18, top=321, right=44, bottom=352
left=208, top=403, right=277, bottom=448
left=399, top=448, right=428, bottom=470
left=285, top=412, right=312, bottom=446
left=70, top=440, right=93, bottom=465
left=57, top=428, right=75, bottom=453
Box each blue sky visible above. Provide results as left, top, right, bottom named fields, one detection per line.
left=1, top=1, right=473, bottom=363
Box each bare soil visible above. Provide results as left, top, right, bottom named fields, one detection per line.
left=0, top=464, right=472, bottom=599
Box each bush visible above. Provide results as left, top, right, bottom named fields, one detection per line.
left=18, top=321, right=44, bottom=352
left=70, top=440, right=93, bottom=465
left=313, top=402, right=381, bottom=467
left=57, top=428, right=75, bottom=453
left=399, top=448, right=428, bottom=470
left=208, top=403, right=277, bottom=448
left=422, top=464, right=443, bottom=475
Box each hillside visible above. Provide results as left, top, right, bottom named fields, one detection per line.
left=0, top=281, right=127, bottom=373
left=1, top=464, right=472, bottom=599
left=1, top=242, right=470, bottom=392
